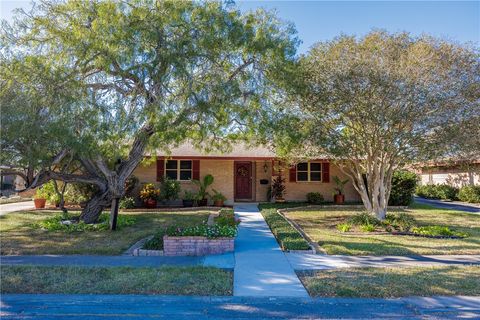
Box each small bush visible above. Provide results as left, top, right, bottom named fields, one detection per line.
left=143, top=232, right=163, bottom=250
left=119, top=197, right=135, bottom=209
left=389, top=170, right=418, bottom=206
left=306, top=192, right=324, bottom=204
left=348, top=212, right=380, bottom=226
left=360, top=224, right=376, bottom=232
left=214, top=209, right=239, bottom=227
left=384, top=212, right=416, bottom=232
left=336, top=223, right=352, bottom=232
left=35, top=213, right=135, bottom=232
left=458, top=186, right=480, bottom=203
left=160, top=177, right=181, bottom=201
left=415, top=184, right=458, bottom=200
left=261, top=209, right=310, bottom=250
left=411, top=226, right=468, bottom=238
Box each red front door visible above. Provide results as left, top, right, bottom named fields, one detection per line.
left=235, top=162, right=252, bottom=200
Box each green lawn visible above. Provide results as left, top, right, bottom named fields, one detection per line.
left=0, top=210, right=212, bottom=255
left=271, top=203, right=480, bottom=255
left=298, top=265, right=480, bottom=298
left=1, top=265, right=232, bottom=295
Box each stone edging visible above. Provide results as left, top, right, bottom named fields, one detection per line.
left=163, top=235, right=234, bottom=256
left=279, top=204, right=408, bottom=213
left=276, top=209, right=318, bottom=254
left=133, top=248, right=164, bottom=256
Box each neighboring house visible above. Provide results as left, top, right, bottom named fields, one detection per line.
left=416, top=159, right=480, bottom=187
left=132, top=143, right=360, bottom=205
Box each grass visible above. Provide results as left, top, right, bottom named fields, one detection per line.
left=0, top=210, right=212, bottom=255
left=0, top=198, right=31, bottom=205
left=262, top=203, right=480, bottom=255
left=1, top=265, right=232, bottom=295
left=298, top=265, right=480, bottom=298
left=260, top=208, right=310, bottom=250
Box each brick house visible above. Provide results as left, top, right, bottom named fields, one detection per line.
left=132, top=143, right=360, bottom=205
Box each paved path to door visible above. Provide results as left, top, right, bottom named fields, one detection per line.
left=286, top=253, right=480, bottom=270
left=233, top=203, right=308, bottom=297
left=415, top=196, right=480, bottom=213
left=0, top=201, right=34, bottom=216
left=2, top=294, right=479, bottom=319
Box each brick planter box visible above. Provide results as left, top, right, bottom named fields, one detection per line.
left=163, top=235, right=234, bottom=256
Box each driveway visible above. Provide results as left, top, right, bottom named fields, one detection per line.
left=1, top=294, right=478, bottom=319
left=415, top=197, right=480, bottom=214
left=0, top=200, right=34, bottom=216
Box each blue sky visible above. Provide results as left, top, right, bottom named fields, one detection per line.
left=1, top=1, right=478, bottom=53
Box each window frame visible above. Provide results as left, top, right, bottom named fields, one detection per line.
left=164, top=159, right=193, bottom=181
left=296, top=161, right=322, bottom=182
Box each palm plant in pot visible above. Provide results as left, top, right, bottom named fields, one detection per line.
left=140, top=183, right=160, bottom=208
left=192, top=174, right=214, bottom=206
left=333, top=176, right=349, bottom=204
left=211, top=189, right=227, bottom=207
left=271, top=176, right=286, bottom=202
left=182, top=190, right=195, bottom=207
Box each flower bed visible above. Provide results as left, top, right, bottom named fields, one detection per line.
left=142, top=209, right=238, bottom=256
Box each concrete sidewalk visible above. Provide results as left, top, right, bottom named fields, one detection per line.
left=0, top=253, right=235, bottom=270
left=0, top=200, right=34, bottom=215
left=233, top=203, right=308, bottom=297
left=415, top=197, right=480, bottom=213
left=1, top=294, right=478, bottom=319
left=286, top=253, right=480, bottom=270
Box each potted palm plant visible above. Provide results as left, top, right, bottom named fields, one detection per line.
left=333, top=176, right=349, bottom=204
left=192, top=174, right=214, bottom=206
left=271, top=176, right=286, bottom=203
left=140, top=183, right=160, bottom=208
left=211, top=189, right=227, bottom=207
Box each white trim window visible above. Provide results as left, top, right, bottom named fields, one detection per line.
left=165, top=160, right=192, bottom=181
left=297, top=162, right=322, bottom=182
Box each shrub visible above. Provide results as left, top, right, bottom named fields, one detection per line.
left=64, top=183, right=98, bottom=205
left=389, top=170, right=418, bottom=206
left=271, top=176, right=286, bottom=199
left=348, top=212, right=381, bottom=226
left=159, top=177, right=181, bottom=201
left=360, top=224, right=376, bottom=232
left=142, top=232, right=163, bottom=250
left=458, top=186, right=480, bottom=203
left=34, top=181, right=56, bottom=201
left=336, top=223, right=352, bottom=232
left=384, top=212, right=416, bottom=232
left=119, top=197, right=135, bottom=209
left=261, top=209, right=310, bottom=250
left=214, top=209, right=239, bottom=227
left=35, top=213, right=135, bottom=232
left=411, top=226, right=468, bottom=238
left=306, top=192, right=324, bottom=204
left=415, top=184, right=459, bottom=200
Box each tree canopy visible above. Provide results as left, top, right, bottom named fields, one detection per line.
left=0, top=0, right=298, bottom=223
left=287, top=31, right=479, bottom=218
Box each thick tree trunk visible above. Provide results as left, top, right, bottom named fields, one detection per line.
left=80, top=191, right=111, bottom=223
left=338, top=158, right=395, bottom=220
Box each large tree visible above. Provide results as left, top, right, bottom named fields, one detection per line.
left=290, top=31, right=479, bottom=219
left=1, top=0, right=297, bottom=224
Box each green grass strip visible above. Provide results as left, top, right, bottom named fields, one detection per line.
left=260, top=208, right=310, bottom=250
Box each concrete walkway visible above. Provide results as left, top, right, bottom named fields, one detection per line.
left=0, top=200, right=34, bottom=215
left=0, top=253, right=235, bottom=269
left=1, top=294, right=479, bottom=319
left=233, top=203, right=308, bottom=297
left=286, top=253, right=480, bottom=270
left=415, top=196, right=480, bottom=213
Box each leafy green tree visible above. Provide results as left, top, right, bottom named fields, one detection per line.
left=1, top=0, right=297, bottom=226
left=289, top=31, right=479, bottom=219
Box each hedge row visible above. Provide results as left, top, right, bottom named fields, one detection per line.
left=416, top=184, right=480, bottom=203
left=260, top=208, right=310, bottom=250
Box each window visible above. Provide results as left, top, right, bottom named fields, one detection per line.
left=165, top=160, right=192, bottom=181
left=297, top=162, right=322, bottom=182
